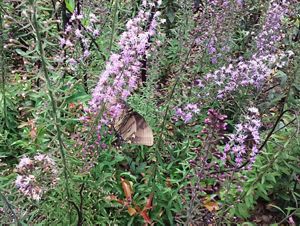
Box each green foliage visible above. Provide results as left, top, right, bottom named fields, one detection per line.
left=0, top=0, right=300, bottom=225
left=222, top=110, right=300, bottom=221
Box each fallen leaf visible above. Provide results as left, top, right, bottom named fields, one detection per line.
left=121, top=177, right=133, bottom=202
left=165, top=177, right=172, bottom=188
left=30, top=127, right=37, bottom=140
left=202, top=197, right=219, bottom=212
left=69, top=102, right=76, bottom=110
left=128, top=206, right=137, bottom=216
left=28, top=119, right=37, bottom=140
left=139, top=193, right=154, bottom=224
left=203, top=201, right=219, bottom=212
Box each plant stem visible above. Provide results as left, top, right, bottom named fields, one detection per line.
left=0, top=191, right=21, bottom=226
left=109, top=0, right=119, bottom=53
left=0, top=2, right=8, bottom=127
left=151, top=0, right=194, bottom=219
left=30, top=0, right=71, bottom=220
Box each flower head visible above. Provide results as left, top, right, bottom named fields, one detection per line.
left=15, top=154, right=58, bottom=200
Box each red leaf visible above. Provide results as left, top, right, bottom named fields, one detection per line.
left=143, top=193, right=153, bottom=211
left=106, top=195, right=124, bottom=205
left=139, top=193, right=154, bottom=224
left=140, top=210, right=152, bottom=224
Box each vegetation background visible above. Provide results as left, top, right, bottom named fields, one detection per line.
left=0, top=0, right=300, bottom=225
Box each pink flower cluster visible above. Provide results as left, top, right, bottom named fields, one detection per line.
left=204, top=0, right=297, bottom=98
left=79, top=1, right=161, bottom=169
left=205, top=54, right=275, bottom=98
left=59, top=11, right=100, bottom=69
left=255, top=0, right=292, bottom=56
left=193, top=0, right=242, bottom=64
left=173, top=103, right=200, bottom=123
left=87, top=1, right=161, bottom=116
left=15, top=154, right=58, bottom=200
left=84, top=0, right=162, bottom=122
left=222, top=107, right=261, bottom=168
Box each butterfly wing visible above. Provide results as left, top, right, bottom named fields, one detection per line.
left=131, top=112, right=154, bottom=146
left=114, top=112, right=137, bottom=141
left=113, top=105, right=153, bottom=146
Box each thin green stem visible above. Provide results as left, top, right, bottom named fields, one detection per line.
left=156, top=37, right=196, bottom=157
left=150, top=0, right=194, bottom=216
left=30, top=0, right=71, bottom=220
left=0, top=191, right=21, bottom=226
left=109, top=0, right=119, bottom=53
left=81, top=104, right=105, bottom=151
left=0, top=2, right=8, bottom=127
left=156, top=0, right=195, bottom=155
left=278, top=209, right=299, bottom=225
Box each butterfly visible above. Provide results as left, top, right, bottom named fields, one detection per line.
left=113, top=106, right=154, bottom=146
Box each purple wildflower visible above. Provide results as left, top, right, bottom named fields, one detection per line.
left=15, top=175, right=43, bottom=201
left=79, top=1, right=162, bottom=170
left=15, top=154, right=58, bottom=200
left=255, top=0, right=291, bottom=55
left=193, top=0, right=243, bottom=65
left=202, top=0, right=298, bottom=98
left=202, top=109, right=227, bottom=140
left=222, top=107, right=261, bottom=168
left=173, top=103, right=200, bottom=123
left=59, top=11, right=102, bottom=66
left=16, top=157, right=32, bottom=170
left=75, top=29, right=82, bottom=38
left=87, top=0, right=162, bottom=118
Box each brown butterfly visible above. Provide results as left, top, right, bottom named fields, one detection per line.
left=113, top=107, right=154, bottom=146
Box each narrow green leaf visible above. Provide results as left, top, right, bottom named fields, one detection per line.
left=65, top=0, right=75, bottom=13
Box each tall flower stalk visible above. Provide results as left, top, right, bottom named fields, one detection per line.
left=222, top=107, right=262, bottom=169
left=193, top=0, right=243, bottom=65
left=30, top=0, right=70, bottom=212
left=87, top=0, right=162, bottom=117
left=204, top=0, right=297, bottom=99
left=80, top=0, right=162, bottom=169
left=184, top=109, right=228, bottom=224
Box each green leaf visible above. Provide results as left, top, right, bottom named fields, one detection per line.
left=275, top=70, right=287, bottom=87
left=294, top=208, right=300, bottom=217
left=242, top=223, right=255, bottom=226
left=245, top=195, right=254, bottom=209
left=266, top=174, right=276, bottom=183
left=257, top=184, right=269, bottom=200
left=268, top=204, right=286, bottom=216
left=261, top=175, right=265, bottom=184
left=246, top=187, right=253, bottom=197
left=15, top=48, right=38, bottom=59
left=237, top=203, right=250, bottom=218
left=65, top=0, right=75, bottom=13
left=285, top=207, right=296, bottom=215
left=166, top=8, right=175, bottom=23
